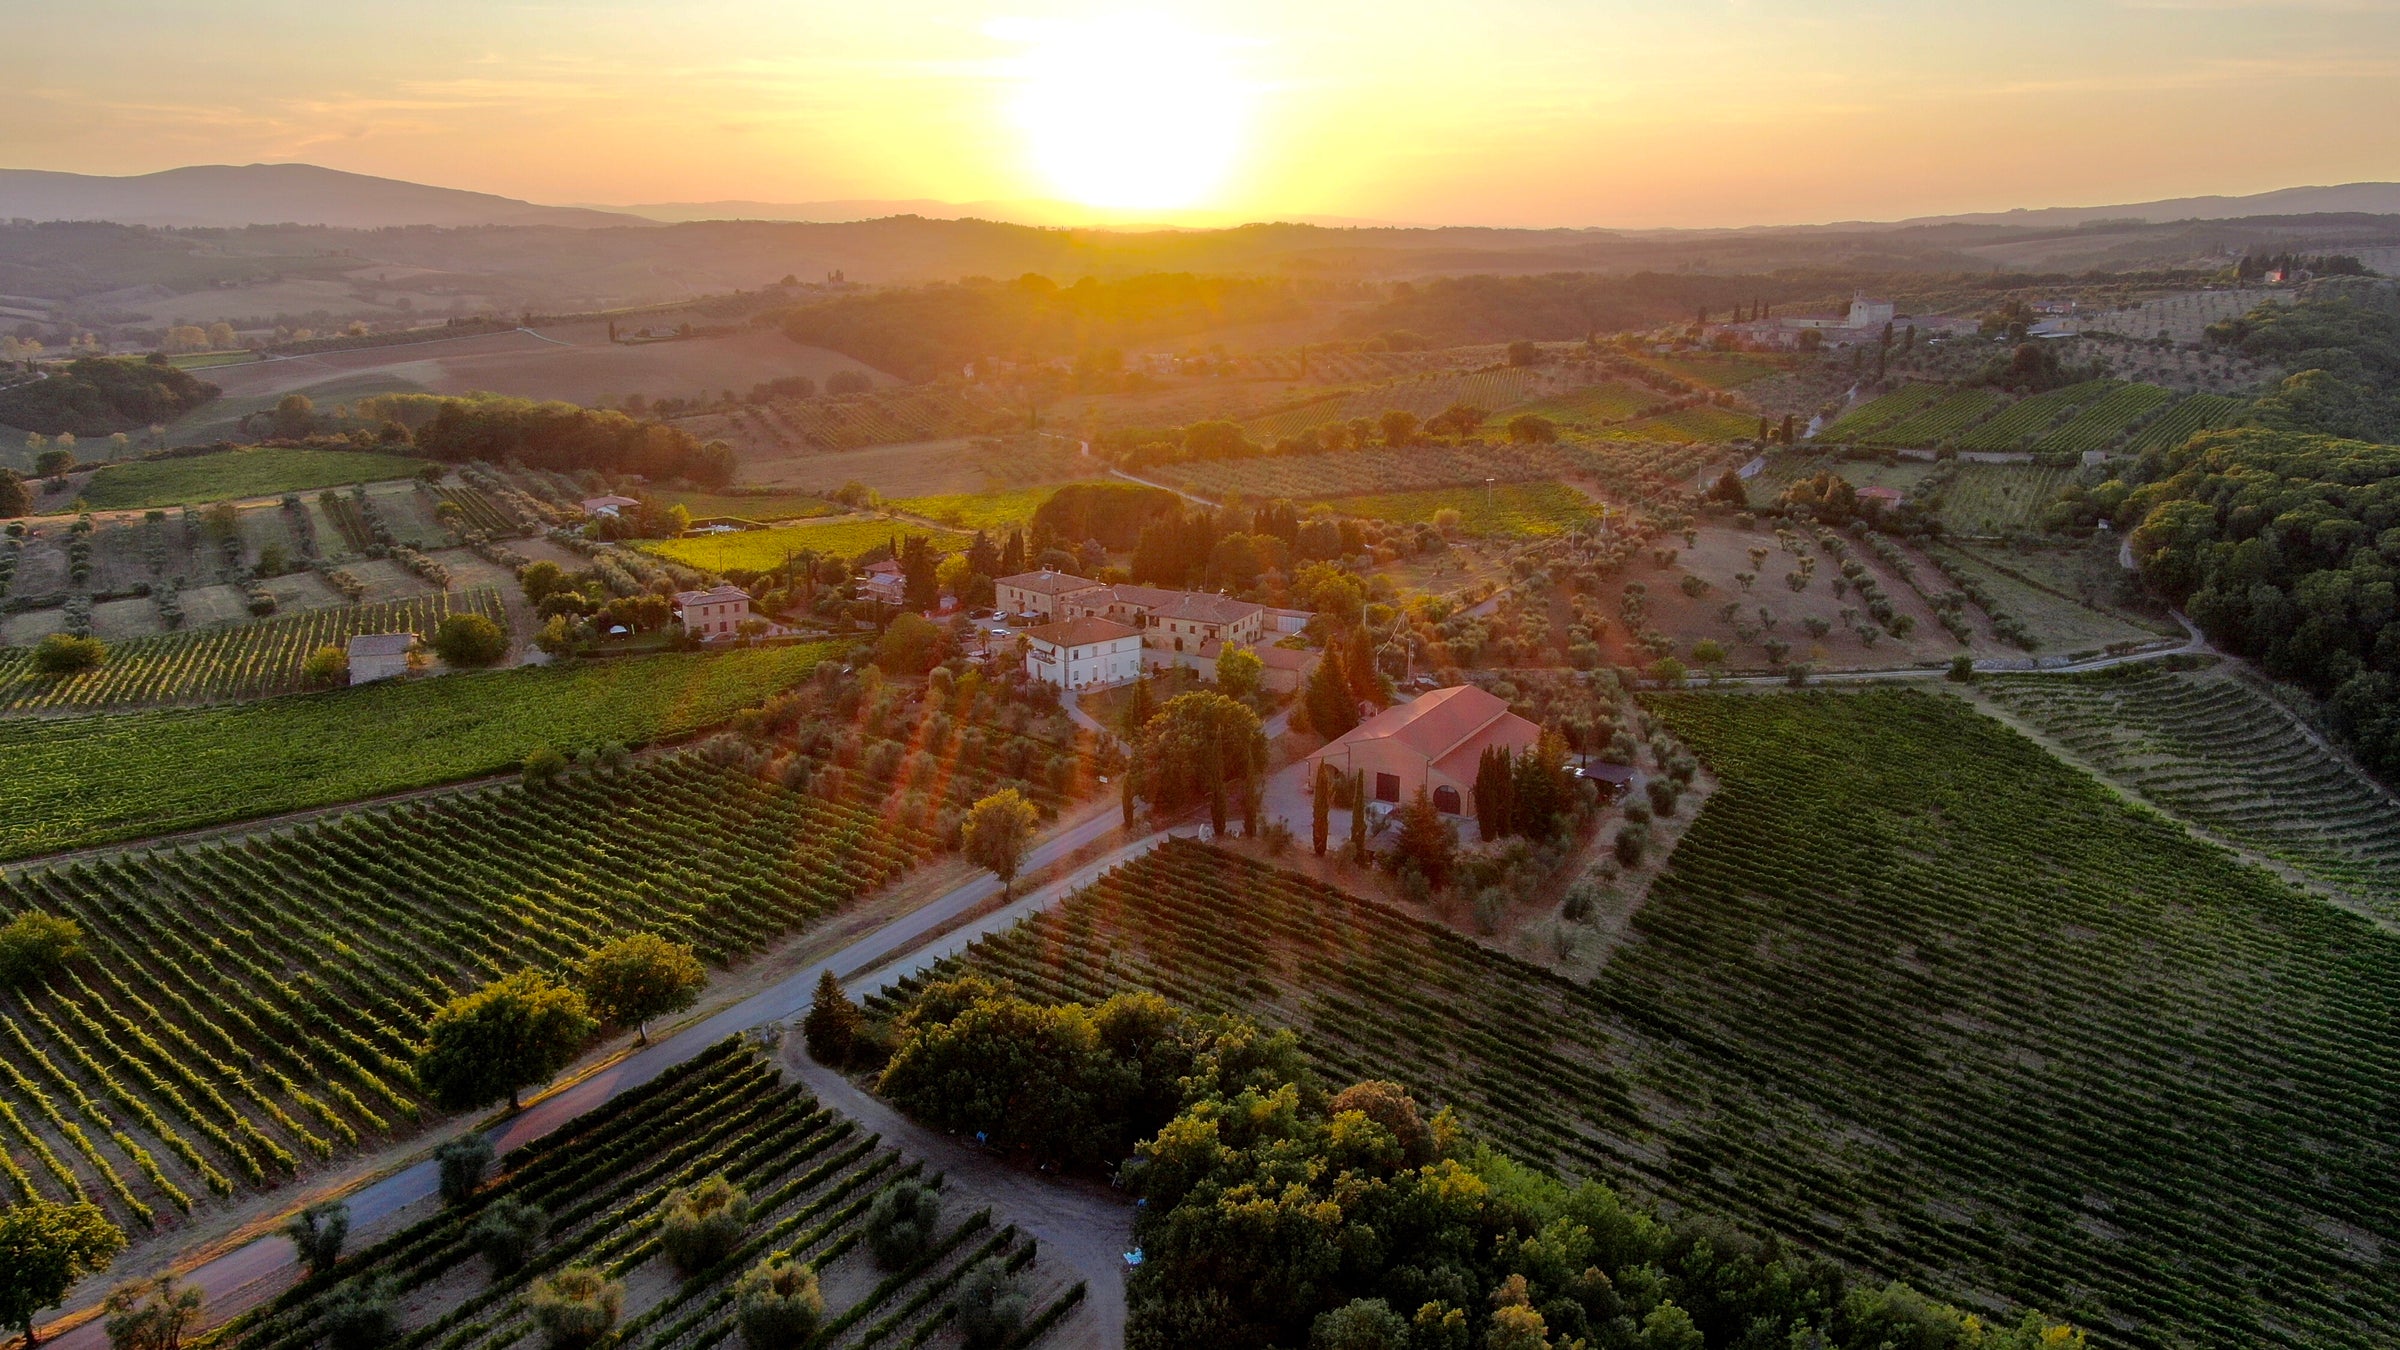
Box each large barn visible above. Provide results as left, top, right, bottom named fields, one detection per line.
left=1303, top=685, right=1540, bottom=816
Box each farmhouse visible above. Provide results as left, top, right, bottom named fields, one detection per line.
left=674, top=583, right=786, bottom=639
left=996, top=569, right=1108, bottom=619
left=347, top=632, right=413, bottom=685
left=861, top=559, right=907, bottom=606
left=1303, top=684, right=1540, bottom=816
left=1021, top=615, right=1144, bottom=690
left=580, top=494, right=640, bottom=519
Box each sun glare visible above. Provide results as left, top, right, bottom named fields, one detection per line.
left=1000, top=14, right=1250, bottom=212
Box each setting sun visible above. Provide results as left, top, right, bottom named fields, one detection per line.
left=998, top=14, right=1250, bottom=212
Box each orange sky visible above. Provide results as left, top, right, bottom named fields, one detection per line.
left=10, top=1, right=2400, bottom=227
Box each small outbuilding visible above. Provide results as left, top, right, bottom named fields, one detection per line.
left=347, top=632, right=414, bottom=685
left=1303, top=684, right=1542, bottom=817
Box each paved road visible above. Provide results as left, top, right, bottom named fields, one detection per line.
left=39, top=809, right=1154, bottom=1349
left=1107, top=467, right=1217, bottom=508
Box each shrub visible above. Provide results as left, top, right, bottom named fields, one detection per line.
left=316, top=1279, right=397, bottom=1350
left=32, top=632, right=106, bottom=674
left=954, top=1257, right=1031, bottom=1350
left=101, top=1275, right=203, bottom=1350
left=301, top=644, right=348, bottom=686
left=1645, top=778, right=1680, bottom=817
left=1312, top=1298, right=1410, bottom=1350
left=523, top=744, right=569, bottom=786
left=430, top=612, right=508, bottom=667
left=528, top=1266, right=622, bottom=1349
left=282, top=1202, right=349, bottom=1276
left=468, top=1196, right=547, bottom=1275
left=435, top=1135, right=494, bottom=1206
left=0, top=913, right=84, bottom=989
left=1613, top=823, right=1649, bottom=867
left=865, top=1179, right=941, bottom=1269
left=732, top=1256, right=824, bottom=1349
left=658, top=1176, right=748, bottom=1277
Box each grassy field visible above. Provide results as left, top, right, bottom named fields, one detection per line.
left=204, top=1040, right=1080, bottom=1350
left=0, top=589, right=505, bottom=714
left=81, top=446, right=432, bottom=509
left=1926, top=542, right=2166, bottom=650
left=641, top=518, right=971, bottom=571
left=1314, top=482, right=1594, bottom=537
left=884, top=693, right=2400, bottom=1349
left=888, top=486, right=1053, bottom=532
left=2123, top=392, right=2248, bottom=453
left=657, top=490, right=841, bottom=523
left=0, top=644, right=830, bottom=858
left=1983, top=663, right=2400, bottom=923
left=0, top=756, right=926, bottom=1228
left=1638, top=352, right=1783, bottom=388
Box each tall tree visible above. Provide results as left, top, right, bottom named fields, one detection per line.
left=1000, top=529, right=1026, bottom=577
left=416, top=970, right=598, bottom=1110
left=1312, top=761, right=1333, bottom=857
left=1392, top=786, right=1455, bottom=889
left=803, top=969, right=864, bottom=1067
left=1304, top=646, right=1359, bottom=739
left=0, top=1201, right=124, bottom=1349
left=572, top=933, right=707, bottom=1045
left=1473, top=745, right=1514, bottom=842
left=1344, top=627, right=1382, bottom=705
left=900, top=535, right=940, bottom=612
left=963, top=788, right=1041, bottom=899
left=1348, top=770, right=1371, bottom=862
left=1132, top=693, right=1265, bottom=823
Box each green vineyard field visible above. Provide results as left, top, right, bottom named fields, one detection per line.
left=1815, top=384, right=1943, bottom=441
left=1956, top=380, right=2116, bottom=451
left=80, top=448, right=434, bottom=511
left=1866, top=387, right=2004, bottom=445
left=2031, top=381, right=2175, bottom=455
left=0, top=589, right=507, bottom=713
left=2123, top=393, right=2248, bottom=453
left=642, top=520, right=971, bottom=572
left=0, top=755, right=928, bottom=1226
left=1983, top=664, right=2400, bottom=921
left=883, top=692, right=2400, bottom=1348
left=1240, top=367, right=1552, bottom=442
left=0, top=644, right=831, bottom=858
left=1936, top=463, right=2075, bottom=536
left=1170, top=444, right=1578, bottom=500
left=201, top=1040, right=1077, bottom=1350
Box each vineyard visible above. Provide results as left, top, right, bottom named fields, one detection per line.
left=1583, top=403, right=1760, bottom=444
left=1169, top=444, right=1578, bottom=501
left=425, top=485, right=520, bottom=537
left=2123, top=392, right=2247, bottom=453
left=1498, top=380, right=1654, bottom=429
left=2030, top=381, right=2175, bottom=455
left=1981, top=663, right=2400, bottom=923
left=1956, top=380, right=2114, bottom=451
left=1240, top=367, right=1554, bottom=442
left=641, top=520, right=971, bottom=572
left=80, top=448, right=433, bottom=511
left=0, top=754, right=930, bottom=1227
left=1814, top=383, right=1943, bottom=441
left=0, top=644, right=830, bottom=858
left=1868, top=388, right=2004, bottom=446
left=1313, top=482, right=1595, bottom=537
left=1634, top=352, right=1783, bottom=389
left=885, top=693, right=2400, bottom=1348
left=203, top=1039, right=1076, bottom=1350
left=1934, top=463, right=2075, bottom=536
left=0, top=588, right=506, bottom=713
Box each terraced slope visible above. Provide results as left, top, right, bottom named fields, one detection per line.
left=1982, top=663, right=2400, bottom=923
left=206, top=1040, right=1078, bottom=1350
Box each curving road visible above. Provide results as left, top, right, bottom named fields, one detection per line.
left=38, top=809, right=1163, bottom=1349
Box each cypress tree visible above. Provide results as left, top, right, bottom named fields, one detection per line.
left=1349, top=770, right=1370, bottom=862
left=1312, top=761, right=1332, bottom=856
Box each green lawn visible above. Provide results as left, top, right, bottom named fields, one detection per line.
left=81, top=446, right=432, bottom=509
left=0, top=644, right=831, bottom=858
left=1315, top=482, right=1595, bottom=537
left=641, top=517, right=971, bottom=571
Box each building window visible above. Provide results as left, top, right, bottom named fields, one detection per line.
left=1376, top=772, right=1401, bottom=803
left=1433, top=785, right=1462, bottom=815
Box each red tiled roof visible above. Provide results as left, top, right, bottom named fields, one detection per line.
left=997, top=570, right=1105, bottom=596
left=1312, top=685, right=1539, bottom=768
left=1021, top=616, right=1142, bottom=648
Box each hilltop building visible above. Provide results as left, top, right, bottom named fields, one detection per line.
left=1004, top=568, right=1312, bottom=689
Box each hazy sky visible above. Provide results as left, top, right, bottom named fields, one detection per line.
left=10, top=0, right=2400, bottom=227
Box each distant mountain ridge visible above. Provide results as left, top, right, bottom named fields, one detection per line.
left=1889, top=182, right=2400, bottom=230
left=0, top=164, right=649, bottom=229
